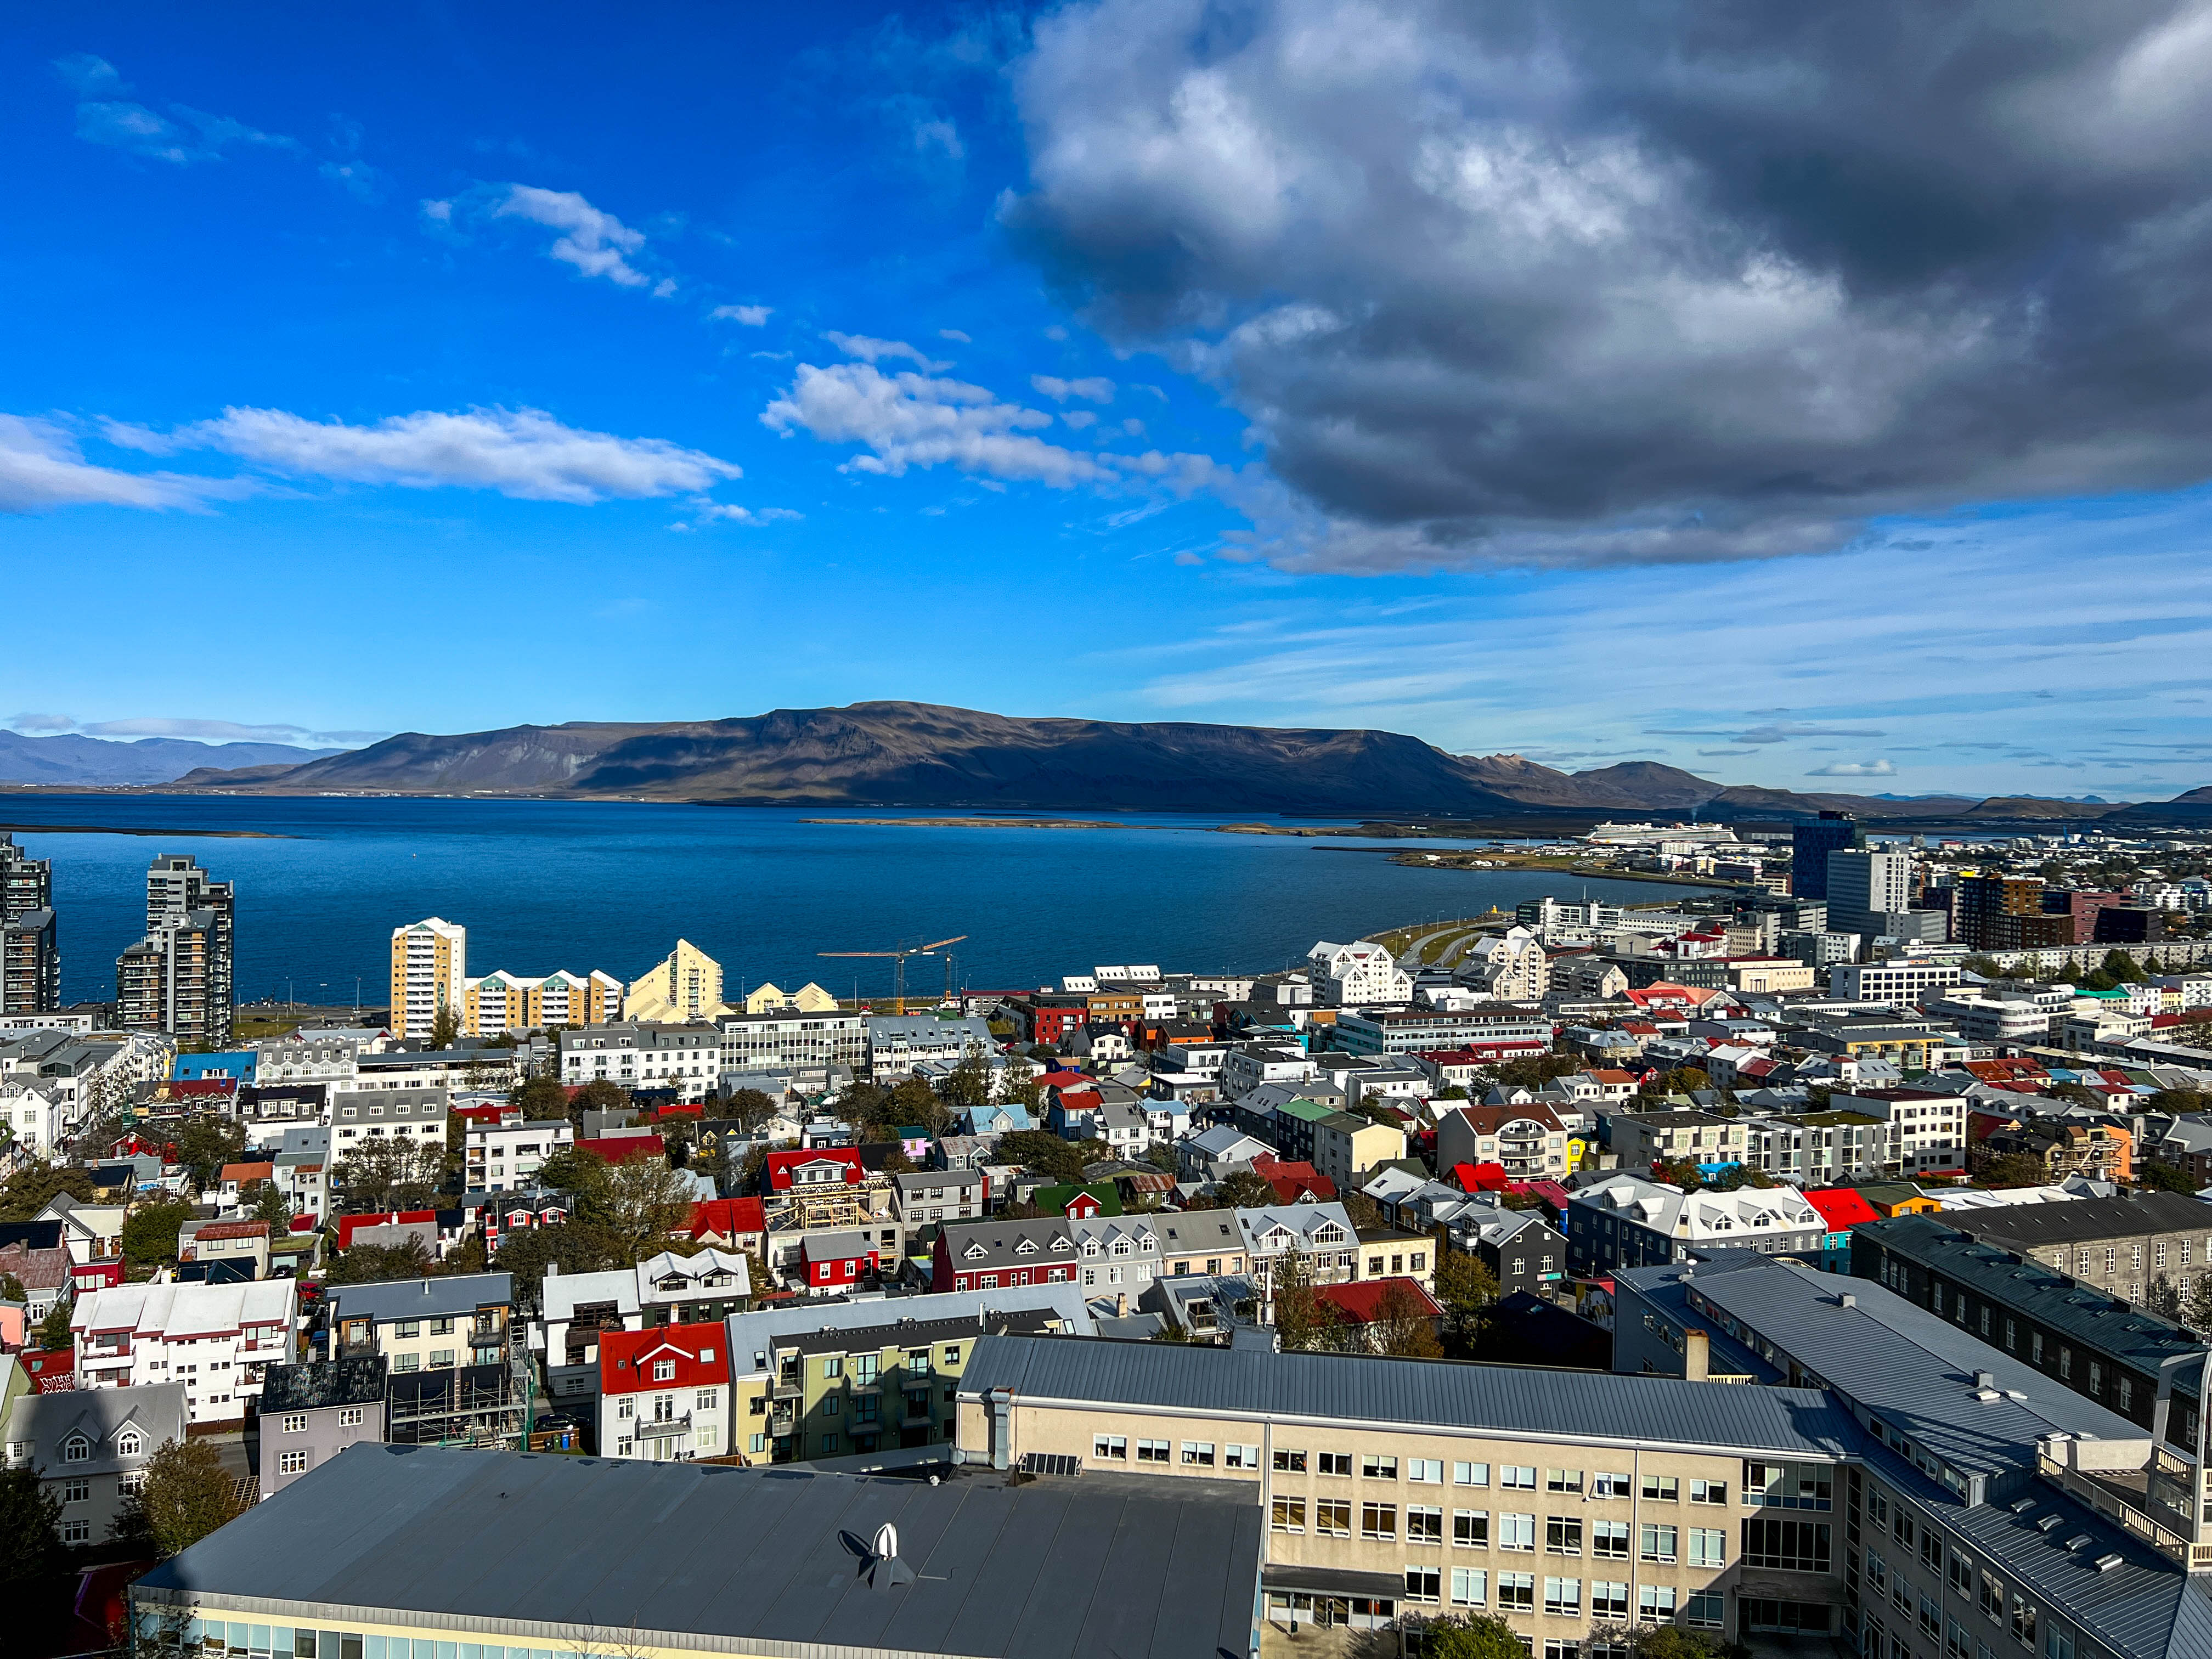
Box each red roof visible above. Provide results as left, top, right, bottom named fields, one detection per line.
left=1314, top=1277, right=1445, bottom=1323
left=1803, top=1188, right=1880, bottom=1231
left=688, top=1197, right=766, bottom=1243
left=1449, top=1161, right=1512, bottom=1194
left=336, top=1210, right=436, bottom=1249
left=765, top=1148, right=864, bottom=1190
left=575, top=1135, right=667, bottom=1164
left=193, top=1220, right=269, bottom=1243
left=653, top=1101, right=706, bottom=1119
left=453, top=1103, right=520, bottom=1125
left=1037, top=1070, right=1090, bottom=1090
left=599, top=1324, right=730, bottom=1395
left=171, top=1078, right=236, bottom=1098
left=219, top=1161, right=274, bottom=1183
left=1051, top=1088, right=1104, bottom=1113
left=1251, top=1155, right=1337, bottom=1203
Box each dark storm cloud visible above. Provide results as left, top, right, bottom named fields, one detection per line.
left=1002, top=1, right=2212, bottom=570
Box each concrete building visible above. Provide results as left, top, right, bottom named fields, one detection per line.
left=1, top=906, right=59, bottom=1018
left=326, top=1273, right=512, bottom=1376
left=464, top=1116, right=573, bottom=1191
left=624, top=938, right=732, bottom=1023
left=388, top=917, right=466, bottom=1041
left=257, top=1357, right=387, bottom=1496
left=718, top=1006, right=867, bottom=1075
left=1435, top=1102, right=1573, bottom=1181
left=328, top=1085, right=450, bottom=1162
left=70, top=1278, right=297, bottom=1425
left=1827, top=958, right=1963, bottom=1002
left=1453, top=927, right=1549, bottom=1002
left=1885, top=1191, right=2212, bottom=1306
left=1332, top=1005, right=1554, bottom=1059
left=2, top=1381, right=183, bottom=1545
left=465, top=967, right=622, bottom=1035
left=1828, top=1086, right=1968, bottom=1176
left=1307, top=940, right=1413, bottom=1006
left=119, top=854, right=234, bottom=1046
left=867, top=1014, right=995, bottom=1082
left=556, top=1023, right=722, bottom=1101
left=1565, top=1175, right=1826, bottom=1274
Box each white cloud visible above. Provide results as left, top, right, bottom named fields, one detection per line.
left=421, top=198, right=453, bottom=223
left=1063, top=411, right=1098, bottom=430
left=939, top=329, right=973, bottom=343
left=762, top=363, right=1111, bottom=487
left=55, top=54, right=299, bottom=165
left=711, top=304, right=773, bottom=325
left=1807, top=760, right=1898, bottom=778
left=1030, top=375, right=1115, bottom=404
left=4, top=713, right=76, bottom=733
left=914, top=119, right=965, bottom=161
left=825, top=332, right=951, bottom=371
left=490, top=184, right=665, bottom=292
left=0, top=415, right=229, bottom=514
left=680, top=500, right=804, bottom=528
left=319, top=160, right=386, bottom=202
left=11, top=714, right=385, bottom=747
left=110, top=406, right=740, bottom=504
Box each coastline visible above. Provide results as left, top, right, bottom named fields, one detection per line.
left=0, top=821, right=288, bottom=839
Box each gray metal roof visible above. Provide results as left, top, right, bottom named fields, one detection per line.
left=9, top=1383, right=184, bottom=1477
left=134, top=1444, right=1262, bottom=1659
left=1945, top=1190, right=2212, bottom=1249
left=959, top=1333, right=1860, bottom=1458
left=1650, top=1255, right=2146, bottom=1478
left=325, top=1272, right=512, bottom=1324
left=726, top=1285, right=1096, bottom=1365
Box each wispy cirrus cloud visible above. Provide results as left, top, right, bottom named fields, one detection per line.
left=1807, top=760, right=1897, bottom=778
left=1031, top=375, right=1114, bottom=404
left=55, top=54, right=301, bottom=165
left=825, top=332, right=950, bottom=372
left=711, top=303, right=772, bottom=325
left=7, top=713, right=386, bottom=748
left=0, top=415, right=240, bottom=515
left=426, top=184, right=676, bottom=296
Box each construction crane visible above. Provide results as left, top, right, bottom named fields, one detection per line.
left=819, top=934, right=968, bottom=1016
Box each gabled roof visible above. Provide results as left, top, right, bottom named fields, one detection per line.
left=1314, top=1277, right=1444, bottom=1324
left=9, top=1382, right=184, bottom=1475
left=687, top=1196, right=766, bottom=1242
left=1803, top=1187, right=1880, bottom=1230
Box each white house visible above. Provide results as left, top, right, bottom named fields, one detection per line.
left=1307, top=941, right=1413, bottom=1006
left=70, top=1279, right=298, bottom=1426
left=465, top=1118, right=575, bottom=1192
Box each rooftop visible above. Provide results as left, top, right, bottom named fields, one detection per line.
left=1946, top=1192, right=2212, bottom=1250
left=260, top=1356, right=388, bottom=1413
left=325, top=1272, right=513, bottom=1324
left=134, top=1444, right=1262, bottom=1659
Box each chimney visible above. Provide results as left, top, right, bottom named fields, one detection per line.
left=1684, top=1328, right=1710, bottom=1383
left=1114, top=1292, right=1128, bottom=1318
left=1975, top=1369, right=1996, bottom=1390
left=1837, top=1293, right=1855, bottom=1309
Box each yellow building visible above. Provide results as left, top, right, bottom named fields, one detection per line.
left=624, top=938, right=732, bottom=1023
left=742, top=980, right=840, bottom=1015
left=464, top=968, right=623, bottom=1036
left=388, top=917, right=466, bottom=1040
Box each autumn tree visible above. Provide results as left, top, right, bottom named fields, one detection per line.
left=494, top=1222, right=625, bottom=1317
left=332, top=1138, right=444, bottom=1212
left=111, top=1438, right=239, bottom=1557
left=1268, top=1249, right=1346, bottom=1352
left=571, top=1079, right=632, bottom=1114
left=1213, top=1169, right=1277, bottom=1210
left=994, top=1131, right=1092, bottom=1184
left=725, top=1087, right=779, bottom=1132
left=1418, top=1613, right=1527, bottom=1659
left=1371, top=1280, right=1444, bottom=1358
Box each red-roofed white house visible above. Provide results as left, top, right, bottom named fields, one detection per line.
left=597, top=1325, right=731, bottom=1461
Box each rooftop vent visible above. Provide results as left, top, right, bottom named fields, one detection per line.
left=2064, top=1535, right=2093, bottom=1552
left=2037, top=1515, right=2063, bottom=1533
left=1837, top=1293, right=1856, bottom=1309
left=2010, top=1499, right=2038, bottom=1515
left=2094, top=1553, right=2125, bottom=1573
left=1974, top=1370, right=1996, bottom=1389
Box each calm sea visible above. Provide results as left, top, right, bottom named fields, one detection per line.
left=4, top=795, right=1717, bottom=1009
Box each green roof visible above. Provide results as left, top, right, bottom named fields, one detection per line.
left=1029, top=1181, right=1123, bottom=1216
left=1274, top=1096, right=1336, bottom=1122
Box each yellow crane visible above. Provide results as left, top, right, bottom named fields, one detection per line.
left=819, top=934, right=968, bottom=1016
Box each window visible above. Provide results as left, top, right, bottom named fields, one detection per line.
left=116, top=1432, right=140, bottom=1457
left=1546, top=1468, right=1583, bottom=1493
left=61, top=1478, right=89, bottom=1504
left=1920, top=1596, right=1941, bottom=1639
left=337, top=1409, right=363, bottom=1429
left=1274, top=1448, right=1307, bottom=1472
left=1689, top=1528, right=1727, bottom=1567
left=1453, top=1510, right=1489, bottom=1548
left=1690, top=1478, right=1727, bottom=1505
left=1948, top=1550, right=1973, bottom=1597
left=1454, top=1461, right=1491, bottom=1487
left=1403, top=1504, right=1443, bottom=1544
left=278, top=1450, right=310, bottom=1475
left=1403, top=1566, right=1441, bottom=1604
left=1501, top=1464, right=1537, bottom=1491
left=1362, top=1502, right=1398, bottom=1539
left=1547, top=1517, right=1582, bottom=1555
left=653, top=1359, right=676, bottom=1382
left=1745, top=1518, right=1832, bottom=1573
left=1181, top=1441, right=1216, bottom=1466
left=1499, top=1513, right=1536, bottom=1552
left=1638, top=1584, right=1678, bottom=1623
left=1685, top=1590, right=1725, bottom=1629
left=1363, top=1454, right=1399, bottom=1480
left=431, top=1317, right=454, bottom=1335
left=1136, top=1438, right=1171, bottom=1464
left=281, top=1415, right=308, bottom=1434
left=1315, top=1499, right=1352, bottom=1537
left=1590, top=1580, right=1630, bottom=1620
left=1497, top=1573, right=1536, bottom=1613
left=1639, top=1523, right=1677, bottom=1563
left=61, top=1436, right=88, bottom=1464
left=1641, top=1474, right=1678, bottom=1502
left=1409, top=1458, right=1443, bottom=1483
left=1226, top=1443, right=1261, bottom=1470
left=1450, top=1567, right=1488, bottom=1607
left=1592, top=1520, right=1630, bottom=1559
left=2011, top=1596, right=2038, bottom=1647
left=1093, top=1435, right=1127, bottom=1462
left=1544, top=1577, right=1582, bottom=1618
left=2044, top=1628, right=2075, bottom=1659
left=1979, top=1575, right=2004, bottom=1623
left=943, top=1344, right=962, bottom=1365
left=1592, top=1471, right=1630, bottom=1499
left=822, top=1356, right=843, bottom=1378
left=61, top=1519, right=90, bottom=1544
left=1272, top=1498, right=1306, bottom=1533
left=1318, top=1452, right=1353, bottom=1477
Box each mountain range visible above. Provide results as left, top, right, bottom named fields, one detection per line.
left=96, top=701, right=2208, bottom=825
left=0, top=730, right=343, bottom=787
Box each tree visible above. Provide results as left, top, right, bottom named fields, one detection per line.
left=111, top=1438, right=239, bottom=1557
left=1214, top=1169, right=1276, bottom=1210
left=2148, top=1274, right=2185, bottom=1321
left=1437, top=1084, right=1470, bottom=1101
left=1416, top=1613, right=1526, bottom=1659
left=332, top=1138, right=444, bottom=1212
left=0, top=1161, right=95, bottom=1223
left=1432, top=1245, right=1499, bottom=1356
left=1370, top=1280, right=1444, bottom=1358
left=1970, top=1150, right=2048, bottom=1190
left=2136, top=1161, right=2199, bottom=1194
left=511, top=1071, right=571, bottom=1121
left=1341, top=1190, right=1386, bottom=1232
left=1959, top=955, right=2006, bottom=978
left=2185, top=1274, right=2212, bottom=1335
left=1142, top=1141, right=1179, bottom=1174
left=886, top=1075, right=950, bottom=1136
left=175, top=1116, right=246, bottom=1193
left=324, top=1236, right=435, bottom=1285
left=122, top=1198, right=198, bottom=1268
left=494, top=1222, right=625, bottom=1317
left=2080, top=968, right=2120, bottom=992
left=0, top=1466, right=70, bottom=1652
left=2048, top=1082, right=2103, bottom=1108
left=428, top=1008, right=462, bottom=1049
left=1638, top=1066, right=1711, bottom=1103
left=35, top=1299, right=74, bottom=1352
left=571, top=1079, right=632, bottom=1114
left=2150, top=1088, right=2212, bottom=1116
left=1477, top=1051, right=1583, bottom=1091
left=726, top=1087, right=779, bottom=1133
left=560, top=1155, right=696, bottom=1261
left=251, top=1180, right=292, bottom=1230
left=1267, top=1249, right=1346, bottom=1352
left=935, top=1051, right=995, bottom=1113
left=2103, top=950, right=2148, bottom=984
left=994, top=1131, right=1091, bottom=1184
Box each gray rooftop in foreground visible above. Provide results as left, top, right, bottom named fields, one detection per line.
left=134, top=1444, right=1262, bottom=1659
left=324, top=1273, right=513, bottom=1324
left=957, top=1333, right=1860, bottom=1459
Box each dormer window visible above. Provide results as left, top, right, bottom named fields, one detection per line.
left=117, top=1431, right=141, bottom=1457
left=653, top=1359, right=676, bottom=1381
left=63, top=1435, right=89, bottom=1463
left=963, top=1243, right=988, bottom=1259
left=1015, top=1238, right=1037, bottom=1255
left=1082, top=1240, right=1101, bottom=1257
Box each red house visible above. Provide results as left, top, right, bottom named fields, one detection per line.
left=687, top=1197, right=767, bottom=1254
left=576, top=1135, right=667, bottom=1164
left=797, top=1230, right=878, bottom=1289
left=336, top=1210, right=438, bottom=1250
left=20, top=1347, right=75, bottom=1393
left=765, top=1148, right=865, bottom=1192
left=1250, top=1155, right=1337, bottom=1204
left=597, top=1325, right=731, bottom=1461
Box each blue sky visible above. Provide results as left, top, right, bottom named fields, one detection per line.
left=5, top=2, right=2211, bottom=802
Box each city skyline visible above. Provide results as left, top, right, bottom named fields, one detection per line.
left=6, top=4, right=2212, bottom=799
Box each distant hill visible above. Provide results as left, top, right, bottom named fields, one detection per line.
left=0, top=730, right=345, bottom=786
left=154, top=701, right=2202, bottom=822
left=2106, top=787, right=2212, bottom=823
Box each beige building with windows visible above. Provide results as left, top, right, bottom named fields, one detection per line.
left=464, top=967, right=623, bottom=1035
left=743, top=980, right=840, bottom=1014
left=388, top=918, right=466, bottom=1040
left=956, top=1334, right=1853, bottom=1651
left=624, top=938, right=733, bottom=1023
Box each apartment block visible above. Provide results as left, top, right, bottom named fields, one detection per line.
left=388, top=917, right=465, bottom=1040
left=464, top=1116, right=574, bottom=1192
left=70, top=1278, right=297, bottom=1426
left=716, top=1007, right=867, bottom=1074
left=119, top=855, right=234, bottom=1046
left=465, top=966, right=622, bottom=1035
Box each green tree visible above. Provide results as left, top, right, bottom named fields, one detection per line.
left=1432, top=1244, right=1499, bottom=1355
left=0, top=1272, right=23, bottom=1304
left=1436, top=1084, right=1470, bottom=1101
left=511, top=1071, right=571, bottom=1120
left=2103, top=950, right=2148, bottom=984
left=1479, top=1052, right=1583, bottom=1091
left=122, top=1198, right=198, bottom=1268
left=1267, top=1249, right=1345, bottom=1352
left=1637, top=1066, right=1712, bottom=1103
left=1214, top=1169, right=1276, bottom=1210
left=2149, top=1088, right=2212, bottom=1115
left=110, top=1438, right=239, bottom=1557
left=725, top=1087, right=779, bottom=1133
left=2185, top=1274, right=2212, bottom=1335
left=251, top=1180, right=292, bottom=1230
left=1415, top=1613, right=1526, bottom=1659
left=332, top=1139, right=444, bottom=1212
left=1142, top=1141, right=1179, bottom=1174
left=35, top=1299, right=74, bottom=1352
left=1970, top=1150, right=2049, bottom=1190
left=1371, top=1280, right=1444, bottom=1358
left=0, top=1466, right=70, bottom=1651
left=886, top=1074, right=950, bottom=1136
left=0, top=1161, right=96, bottom=1223
left=324, top=1236, right=436, bottom=1285
left=427, top=1008, right=462, bottom=1049
left=175, top=1116, right=246, bottom=1193
left=1959, top=955, right=2006, bottom=978
left=571, top=1078, right=633, bottom=1114
left=994, top=1131, right=1091, bottom=1184
left=2148, top=1274, right=2185, bottom=1322
left=2080, top=968, right=2120, bottom=992
left=935, top=1052, right=996, bottom=1114
left=2138, top=1160, right=2203, bottom=1194
left=493, top=1221, right=625, bottom=1317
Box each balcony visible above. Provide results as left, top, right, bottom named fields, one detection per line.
left=636, top=1414, right=691, bottom=1441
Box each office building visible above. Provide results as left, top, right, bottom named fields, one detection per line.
left=1790, top=811, right=1858, bottom=900
left=388, top=917, right=466, bottom=1040
left=118, top=855, right=234, bottom=1047
left=1951, top=872, right=2074, bottom=953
